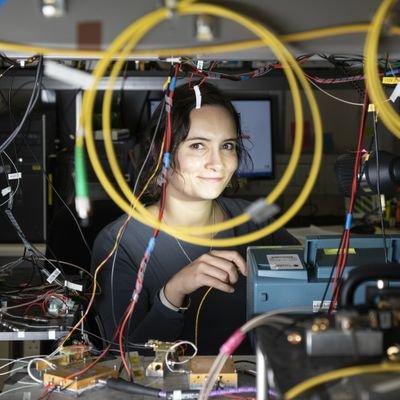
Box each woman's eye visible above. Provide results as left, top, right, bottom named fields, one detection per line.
left=223, top=142, right=236, bottom=151
left=190, top=143, right=205, bottom=150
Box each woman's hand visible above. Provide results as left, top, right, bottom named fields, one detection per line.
left=163, top=250, right=246, bottom=308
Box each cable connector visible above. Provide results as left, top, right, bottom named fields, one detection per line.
left=161, top=57, right=182, bottom=64
left=245, top=198, right=280, bottom=224
left=164, top=0, right=178, bottom=18
left=75, top=196, right=91, bottom=221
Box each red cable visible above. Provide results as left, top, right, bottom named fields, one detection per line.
left=330, top=90, right=369, bottom=312
left=118, top=63, right=180, bottom=375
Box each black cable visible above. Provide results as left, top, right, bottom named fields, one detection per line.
left=106, top=378, right=162, bottom=397
left=119, top=94, right=168, bottom=374
left=0, top=56, right=43, bottom=153
left=318, top=142, right=372, bottom=312
left=371, top=112, right=388, bottom=264
left=317, top=231, right=346, bottom=312
left=1, top=78, right=92, bottom=261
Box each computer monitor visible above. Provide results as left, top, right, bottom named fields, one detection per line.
left=231, top=99, right=273, bottom=178
left=149, top=98, right=274, bottom=178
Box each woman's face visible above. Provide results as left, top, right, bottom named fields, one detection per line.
left=167, top=105, right=238, bottom=202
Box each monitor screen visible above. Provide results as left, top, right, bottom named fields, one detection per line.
left=231, top=99, right=273, bottom=178
left=149, top=98, right=274, bottom=178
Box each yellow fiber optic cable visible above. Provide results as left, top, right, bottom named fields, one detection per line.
left=82, top=2, right=322, bottom=248
left=2, top=23, right=400, bottom=59
left=194, top=287, right=213, bottom=347
left=101, top=3, right=305, bottom=225
left=84, top=2, right=322, bottom=247
left=364, top=0, right=400, bottom=139
left=282, top=23, right=370, bottom=43
left=285, top=362, right=400, bottom=399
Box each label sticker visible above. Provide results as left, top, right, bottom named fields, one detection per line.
left=266, top=254, right=303, bottom=270
left=1, top=186, right=11, bottom=196
left=8, top=172, right=21, bottom=180
left=64, top=280, right=83, bottom=292
left=313, top=300, right=331, bottom=312
left=382, top=77, right=400, bottom=84
left=46, top=268, right=61, bottom=284
left=323, top=248, right=356, bottom=255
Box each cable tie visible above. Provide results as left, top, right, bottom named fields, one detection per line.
left=146, top=237, right=156, bottom=254
left=163, top=57, right=181, bottom=64
left=193, top=85, right=202, bottom=109
left=157, top=174, right=166, bottom=186
left=132, top=292, right=140, bottom=303
left=389, top=82, right=400, bottom=103
left=163, top=152, right=171, bottom=169
left=164, top=95, right=173, bottom=106
left=220, top=329, right=245, bottom=355
left=385, top=68, right=399, bottom=76
left=170, top=76, right=177, bottom=91
left=245, top=198, right=280, bottom=224
left=345, top=213, right=352, bottom=230
left=164, top=94, right=173, bottom=113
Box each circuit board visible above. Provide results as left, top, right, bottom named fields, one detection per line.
left=43, top=363, right=118, bottom=392
left=189, top=356, right=237, bottom=389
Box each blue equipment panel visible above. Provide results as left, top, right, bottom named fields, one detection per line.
left=247, top=235, right=400, bottom=318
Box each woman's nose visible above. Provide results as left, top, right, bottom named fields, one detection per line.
left=205, top=148, right=223, bottom=170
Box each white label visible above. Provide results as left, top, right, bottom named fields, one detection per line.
left=17, top=331, right=25, bottom=338
left=312, top=300, right=331, bottom=312
left=390, top=82, right=400, bottom=102
left=1, top=186, right=11, bottom=196
left=64, top=280, right=83, bottom=292
left=48, top=330, right=56, bottom=340
left=46, top=268, right=61, bottom=283
left=173, top=390, right=182, bottom=400
left=8, top=172, right=21, bottom=180
left=267, top=254, right=303, bottom=270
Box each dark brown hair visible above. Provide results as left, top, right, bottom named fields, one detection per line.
left=135, top=81, right=251, bottom=203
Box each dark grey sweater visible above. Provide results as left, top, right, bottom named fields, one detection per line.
left=91, top=197, right=299, bottom=354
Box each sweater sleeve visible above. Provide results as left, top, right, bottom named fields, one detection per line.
left=91, top=224, right=185, bottom=347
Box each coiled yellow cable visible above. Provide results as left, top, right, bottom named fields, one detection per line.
left=364, top=0, right=400, bottom=139
left=82, top=2, right=323, bottom=248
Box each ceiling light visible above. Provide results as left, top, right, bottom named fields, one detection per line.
left=40, top=0, right=66, bottom=18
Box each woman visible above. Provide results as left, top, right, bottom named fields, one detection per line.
left=92, top=81, right=298, bottom=354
